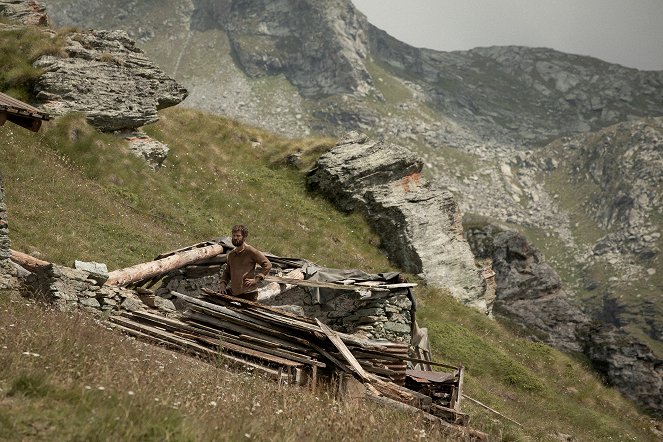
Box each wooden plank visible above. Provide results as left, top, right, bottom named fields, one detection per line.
left=353, top=349, right=460, bottom=371
left=187, top=305, right=310, bottom=346
left=265, top=275, right=390, bottom=292
left=455, top=366, right=465, bottom=412
left=109, top=316, right=291, bottom=380
left=184, top=329, right=325, bottom=368
left=315, top=319, right=373, bottom=382
left=431, top=404, right=469, bottom=426
left=184, top=311, right=313, bottom=353
left=462, top=394, right=523, bottom=428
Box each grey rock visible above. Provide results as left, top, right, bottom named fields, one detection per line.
left=580, top=322, right=663, bottom=417
left=466, top=223, right=588, bottom=352
left=383, top=322, right=410, bottom=334
left=309, top=134, right=489, bottom=313
left=123, top=131, right=170, bottom=169
left=0, top=0, right=48, bottom=25
left=74, top=260, right=109, bottom=284
left=80, top=297, right=101, bottom=308
left=33, top=29, right=187, bottom=132
left=192, top=0, right=374, bottom=98
left=466, top=222, right=663, bottom=415
left=120, top=296, right=144, bottom=312
left=154, top=296, right=176, bottom=312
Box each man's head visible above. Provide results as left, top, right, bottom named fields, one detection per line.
left=231, top=224, right=248, bottom=247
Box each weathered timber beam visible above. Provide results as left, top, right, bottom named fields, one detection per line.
left=106, top=244, right=225, bottom=286
left=10, top=250, right=50, bottom=273
left=462, top=394, right=523, bottom=428
left=264, top=275, right=391, bottom=292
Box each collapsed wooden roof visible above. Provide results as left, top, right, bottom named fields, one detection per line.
left=0, top=91, right=50, bottom=132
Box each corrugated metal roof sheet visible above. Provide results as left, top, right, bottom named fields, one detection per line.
left=0, top=91, right=50, bottom=120
left=0, top=91, right=50, bottom=132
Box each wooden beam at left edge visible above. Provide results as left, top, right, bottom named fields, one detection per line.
left=106, top=244, right=225, bottom=286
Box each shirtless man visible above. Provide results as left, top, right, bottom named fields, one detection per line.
left=219, top=224, right=272, bottom=302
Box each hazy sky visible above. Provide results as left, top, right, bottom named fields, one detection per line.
left=352, top=0, right=663, bottom=71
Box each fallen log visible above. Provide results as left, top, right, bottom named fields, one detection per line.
left=106, top=243, right=225, bottom=286
left=9, top=250, right=50, bottom=273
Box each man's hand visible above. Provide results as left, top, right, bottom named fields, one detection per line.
left=243, top=278, right=256, bottom=287
left=219, top=282, right=227, bottom=294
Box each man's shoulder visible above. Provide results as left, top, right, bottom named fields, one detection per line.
left=243, top=243, right=259, bottom=254
left=244, top=243, right=268, bottom=258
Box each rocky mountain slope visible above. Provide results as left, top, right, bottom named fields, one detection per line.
left=31, top=0, right=663, bottom=415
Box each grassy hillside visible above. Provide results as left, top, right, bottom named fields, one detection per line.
left=1, top=108, right=661, bottom=440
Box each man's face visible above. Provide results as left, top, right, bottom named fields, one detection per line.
left=231, top=231, right=245, bottom=247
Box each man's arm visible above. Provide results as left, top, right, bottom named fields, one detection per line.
left=254, top=250, right=272, bottom=282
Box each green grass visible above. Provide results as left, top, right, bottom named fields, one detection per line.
left=1, top=109, right=386, bottom=271
left=0, top=25, right=71, bottom=101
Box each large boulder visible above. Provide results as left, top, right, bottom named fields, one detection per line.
left=308, top=132, right=489, bottom=313
left=34, top=29, right=188, bottom=131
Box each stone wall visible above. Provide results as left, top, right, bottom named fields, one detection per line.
left=23, top=263, right=174, bottom=314
left=0, top=172, right=14, bottom=285
left=156, top=267, right=414, bottom=343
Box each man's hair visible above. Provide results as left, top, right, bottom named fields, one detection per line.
left=231, top=224, right=249, bottom=237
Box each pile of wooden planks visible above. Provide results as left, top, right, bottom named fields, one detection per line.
left=108, top=291, right=484, bottom=438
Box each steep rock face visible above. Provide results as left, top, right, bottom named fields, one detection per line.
left=34, top=29, right=188, bottom=131
left=191, top=0, right=373, bottom=98
left=580, top=322, right=663, bottom=417
left=466, top=222, right=663, bottom=415
left=466, top=223, right=588, bottom=352
left=309, top=132, right=489, bottom=313
left=0, top=0, right=48, bottom=25
left=553, top=118, right=662, bottom=260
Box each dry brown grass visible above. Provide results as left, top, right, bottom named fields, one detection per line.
left=0, top=289, right=465, bottom=441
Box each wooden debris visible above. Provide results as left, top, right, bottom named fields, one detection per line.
left=105, top=289, right=471, bottom=430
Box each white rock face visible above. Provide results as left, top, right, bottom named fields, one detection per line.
left=308, top=132, right=489, bottom=314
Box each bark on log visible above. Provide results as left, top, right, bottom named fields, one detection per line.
left=10, top=250, right=50, bottom=273
left=106, top=244, right=225, bottom=286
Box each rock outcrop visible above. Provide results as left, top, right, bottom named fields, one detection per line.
left=34, top=29, right=188, bottom=131
left=466, top=221, right=663, bottom=415
left=580, top=322, right=663, bottom=417
left=465, top=222, right=589, bottom=352
left=0, top=0, right=48, bottom=25
left=308, top=132, right=490, bottom=313
left=190, top=0, right=374, bottom=98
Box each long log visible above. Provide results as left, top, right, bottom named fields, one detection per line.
left=106, top=244, right=225, bottom=286
left=10, top=250, right=50, bottom=273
